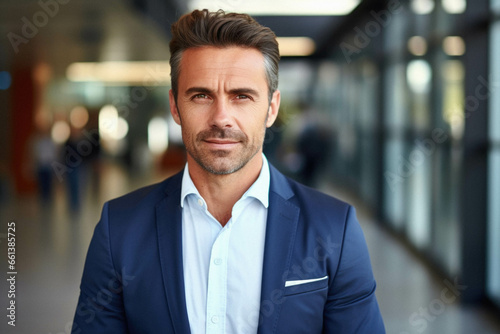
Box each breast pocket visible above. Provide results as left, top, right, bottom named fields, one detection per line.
left=284, top=275, right=329, bottom=296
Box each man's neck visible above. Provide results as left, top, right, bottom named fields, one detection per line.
left=187, top=154, right=263, bottom=226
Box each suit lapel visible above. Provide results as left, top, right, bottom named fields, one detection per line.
left=155, top=172, right=191, bottom=334
left=258, top=166, right=300, bottom=333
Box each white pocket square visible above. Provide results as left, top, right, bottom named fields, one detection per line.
left=285, top=275, right=328, bottom=287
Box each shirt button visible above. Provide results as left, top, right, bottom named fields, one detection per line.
left=211, top=315, right=219, bottom=324
left=197, top=198, right=203, bottom=206
left=214, top=258, right=222, bottom=265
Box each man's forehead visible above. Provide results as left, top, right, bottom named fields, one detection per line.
left=178, top=46, right=267, bottom=86
left=180, top=46, right=264, bottom=67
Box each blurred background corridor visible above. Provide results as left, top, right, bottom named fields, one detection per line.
left=1, top=0, right=500, bottom=333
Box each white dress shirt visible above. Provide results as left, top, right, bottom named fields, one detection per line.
left=181, top=155, right=270, bottom=334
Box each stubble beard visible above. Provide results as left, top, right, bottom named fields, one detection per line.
left=185, top=126, right=265, bottom=175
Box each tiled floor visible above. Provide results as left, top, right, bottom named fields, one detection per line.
left=1, top=162, right=499, bottom=333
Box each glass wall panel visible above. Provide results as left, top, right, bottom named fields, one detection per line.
left=488, top=151, right=500, bottom=305
left=407, top=59, right=432, bottom=131
left=335, top=67, right=358, bottom=181
left=430, top=55, right=464, bottom=276
left=407, top=154, right=432, bottom=248
left=487, top=19, right=500, bottom=306
left=405, top=59, right=433, bottom=248
left=358, top=61, right=379, bottom=205
left=384, top=7, right=408, bottom=57
left=432, top=143, right=462, bottom=275
left=490, top=24, right=500, bottom=143
left=442, top=60, right=466, bottom=139
left=385, top=64, right=407, bottom=129
left=384, top=139, right=406, bottom=229
left=383, top=64, right=407, bottom=229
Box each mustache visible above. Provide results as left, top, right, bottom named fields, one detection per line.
left=197, top=128, right=247, bottom=142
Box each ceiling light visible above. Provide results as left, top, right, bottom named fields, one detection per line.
left=51, top=120, right=71, bottom=144
left=443, top=36, right=466, bottom=56
left=99, top=105, right=118, bottom=139
left=70, top=106, right=89, bottom=129
left=67, top=61, right=170, bottom=86
left=411, top=0, right=435, bottom=15
left=188, top=0, right=361, bottom=15
left=442, top=0, right=466, bottom=14
left=408, top=36, right=428, bottom=56
left=148, top=117, right=169, bottom=155
left=277, top=37, right=316, bottom=56
left=407, top=60, right=432, bottom=94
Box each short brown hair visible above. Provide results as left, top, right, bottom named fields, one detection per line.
left=169, top=9, right=280, bottom=102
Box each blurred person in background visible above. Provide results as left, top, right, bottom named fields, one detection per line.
left=31, top=121, right=57, bottom=205
left=63, top=125, right=85, bottom=212
left=72, top=9, right=385, bottom=334
left=295, top=104, right=333, bottom=187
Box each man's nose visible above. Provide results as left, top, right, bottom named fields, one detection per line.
left=209, top=99, right=233, bottom=128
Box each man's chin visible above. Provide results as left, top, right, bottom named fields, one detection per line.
left=189, top=146, right=260, bottom=175
left=200, top=159, right=243, bottom=175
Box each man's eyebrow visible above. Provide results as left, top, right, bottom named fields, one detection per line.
left=184, top=87, right=213, bottom=96
left=228, top=88, right=260, bottom=98
left=183, top=87, right=260, bottom=98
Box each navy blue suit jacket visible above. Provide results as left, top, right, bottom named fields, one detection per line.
left=72, top=165, right=385, bottom=333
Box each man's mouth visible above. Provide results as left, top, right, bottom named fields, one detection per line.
left=202, top=139, right=240, bottom=149
left=204, top=139, right=239, bottom=144
left=197, top=128, right=246, bottom=148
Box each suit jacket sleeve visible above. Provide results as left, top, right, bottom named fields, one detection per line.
left=72, top=203, right=130, bottom=334
left=323, top=206, right=385, bottom=333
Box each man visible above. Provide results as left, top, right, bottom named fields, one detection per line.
left=72, top=9, right=385, bottom=334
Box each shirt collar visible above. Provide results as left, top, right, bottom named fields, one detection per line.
left=180, top=154, right=270, bottom=209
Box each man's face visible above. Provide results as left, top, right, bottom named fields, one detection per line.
left=169, top=46, right=280, bottom=175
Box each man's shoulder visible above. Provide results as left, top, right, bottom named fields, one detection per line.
left=290, top=177, right=351, bottom=213
left=271, top=170, right=356, bottom=239
left=270, top=165, right=351, bottom=214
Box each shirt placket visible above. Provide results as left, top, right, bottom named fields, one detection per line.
left=205, top=222, right=231, bottom=334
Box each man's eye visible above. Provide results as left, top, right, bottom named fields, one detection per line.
left=235, top=95, right=250, bottom=100
left=193, top=94, right=209, bottom=99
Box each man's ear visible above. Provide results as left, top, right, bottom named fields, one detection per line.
left=169, top=89, right=181, bottom=125
left=266, top=89, right=281, bottom=128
